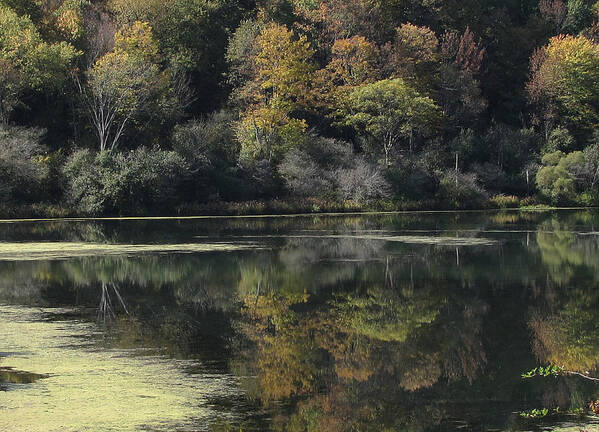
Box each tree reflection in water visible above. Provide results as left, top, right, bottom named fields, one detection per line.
left=98, top=282, right=129, bottom=323
left=1, top=211, right=599, bottom=430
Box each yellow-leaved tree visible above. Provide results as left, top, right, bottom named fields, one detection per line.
left=315, top=35, right=380, bottom=115
left=236, top=23, right=316, bottom=163
left=0, top=4, right=78, bottom=124
left=528, top=35, right=599, bottom=136
left=77, top=21, right=166, bottom=152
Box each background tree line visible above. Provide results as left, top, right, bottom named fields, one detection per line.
left=2, top=0, right=599, bottom=215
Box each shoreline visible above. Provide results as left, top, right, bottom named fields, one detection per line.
left=0, top=205, right=594, bottom=224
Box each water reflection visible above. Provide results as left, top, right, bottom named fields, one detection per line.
left=0, top=210, right=598, bottom=430
left=98, top=282, right=129, bottom=322
left=0, top=367, right=49, bottom=387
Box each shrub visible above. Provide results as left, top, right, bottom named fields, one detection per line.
left=480, top=124, right=538, bottom=195
left=239, top=158, right=282, bottom=199
left=579, top=190, right=599, bottom=206
left=491, top=194, right=520, bottom=208
left=63, top=149, right=103, bottom=214
left=535, top=149, right=599, bottom=204
left=0, top=126, right=48, bottom=203
left=278, top=149, right=334, bottom=197
left=385, top=150, right=440, bottom=200
left=483, top=124, right=537, bottom=171
left=301, top=134, right=354, bottom=168
left=171, top=111, right=245, bottom=201
left=336, top=157, right=391, bottom=203
left=519, top=196, right=536, bottom=207
left=278, top=134, right=352, bottom=197
left=278, top=133, right=354, bottom=199
left=437, top=171, right=488, bottom=209
left=472, top=162, right=508, bottom=194
left=64, top=147, right=189, bottom=215
left=171, top=110, right=239, bottom=169
left=544, top=126, right=575, bottom=153
left=582, top=140, right=599, bottom=190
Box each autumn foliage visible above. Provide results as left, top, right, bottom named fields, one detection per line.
left=1, top=0, right=599, bottom=213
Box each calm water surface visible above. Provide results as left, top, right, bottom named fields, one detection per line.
left=1, top=210, right=599, bottom=431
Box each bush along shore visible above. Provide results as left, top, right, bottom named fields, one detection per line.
left=2, top=2, right=599, bottom=217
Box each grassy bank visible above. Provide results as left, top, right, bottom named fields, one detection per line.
left=0, top=195, right=561, bottom=220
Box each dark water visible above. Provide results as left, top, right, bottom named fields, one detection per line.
left=1, top=210, right=599, bottom=431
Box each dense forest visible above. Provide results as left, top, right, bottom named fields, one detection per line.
left=1, top=0, right=599, bottom=216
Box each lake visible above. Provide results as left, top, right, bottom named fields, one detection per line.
left=1, top=210, right=599, bottom=432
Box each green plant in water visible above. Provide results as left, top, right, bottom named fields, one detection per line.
left=519, top=406, right=587, bottom=419
left=520, top=408, right=551, bottom=418
left=522, top=365, right=599, bottom=382
left=521, top=365, right=565, bottom=379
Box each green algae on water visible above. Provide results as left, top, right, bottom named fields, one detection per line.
left=0, top=305, right=245, bottom=432
left=0, top=242, right=260, bottom=261
left=199, top=234, right=499, bottom=247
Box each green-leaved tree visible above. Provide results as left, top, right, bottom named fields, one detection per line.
left=342, top=78, right=441, bottom=166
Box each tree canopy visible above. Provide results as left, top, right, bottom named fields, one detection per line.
left=1, top=0, right=599, bottom=214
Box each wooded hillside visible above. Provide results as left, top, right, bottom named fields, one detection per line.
left=2, top=0, right=599, bottom=215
